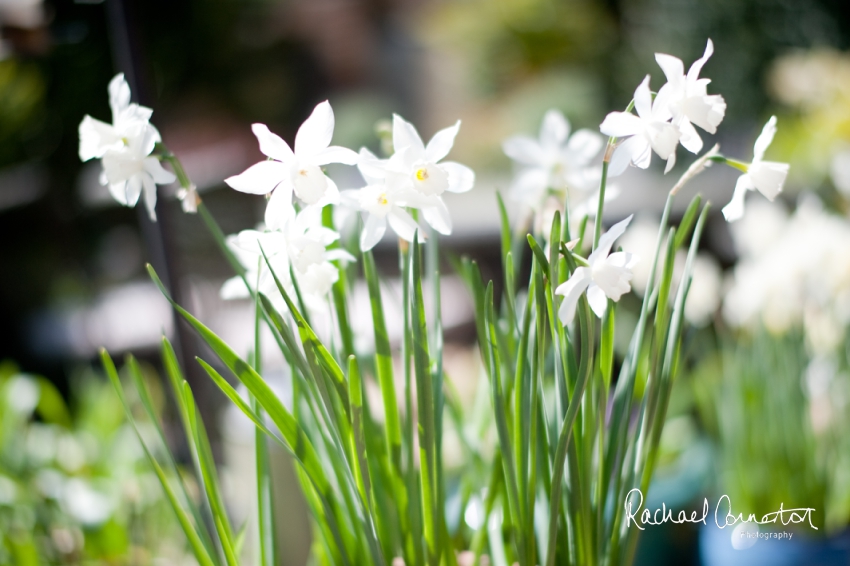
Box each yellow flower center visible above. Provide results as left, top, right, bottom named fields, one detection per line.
left=378, top=194, right=388, bottom=205
left=299, top=169, right=308, bottom=176
left=415, top=168, right=429, bottom=181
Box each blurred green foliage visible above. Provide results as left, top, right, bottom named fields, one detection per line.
left=0, top=360, right=188, bottom=565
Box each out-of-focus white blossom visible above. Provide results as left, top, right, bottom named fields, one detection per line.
left=654, top=39, right=726, bottom=154
left=78, top=74, right=175, bottom=220
left=830, top=143, right=850, bottom=198
left=555, top=215, right=638, bottom=324
left=620, top=215, right=722, bottom=327
left=220, top=208, right=354, bottom=312
left=600, top=76, right=681, bottom=176
left=724, top=196, right=850, bottom=354
left=224, top=101, right=359, bottom=229
left=722, top=116, right=790, bottom=222
left=503, top=109, right=604, bottom=214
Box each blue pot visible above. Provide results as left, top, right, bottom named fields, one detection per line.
left=699, top=523, right=850, bottom=566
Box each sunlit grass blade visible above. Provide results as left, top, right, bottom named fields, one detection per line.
left=100, top=350, right=219, bottom=566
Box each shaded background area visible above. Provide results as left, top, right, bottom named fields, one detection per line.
left=2, top=0, right=850, bottom=563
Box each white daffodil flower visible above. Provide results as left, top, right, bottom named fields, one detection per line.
left=99, top=122, right=176, bottom=220
left=285, top=208, right=356, bottom=308
left=224, top=101, right=359, bottom=230
left=78, top=74, right=175, bottom=220
left=340, top=148, right=424, bottom=251
left=654, top=39, right=727, bottom=154
left=503, top=109, right=604, bottom=211
left=78, top=74, right=156, bottom=161
left=384, top=114, right=475, bottom=234
left=722, top=116, right=790, bottom=222
left=555, top=215, right=638, bottom=324
left=600, top=76, right=681, bottom=177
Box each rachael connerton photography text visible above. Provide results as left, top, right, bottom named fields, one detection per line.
left=624, top=488, right=818, bottom=531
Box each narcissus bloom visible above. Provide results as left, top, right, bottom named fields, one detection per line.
left=340, top=148, right=424, bottom=251
left=555, top=215, right=638, bottom=324
left=654, top=39, right=727, bottom=154
left=384, top=114, right=475, bottom=234
left=225, top=101, right=359, bottom=229
left=722, top=116, right=790, bottom=222
left=600, top=77, right=681, bottom=176
left=78, top=74, right=175, bottom=220
left=503, top=109, right=603, bottom=211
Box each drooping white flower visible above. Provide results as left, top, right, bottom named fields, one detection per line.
left=340, top=148, right=424, bottom=251
left=78, top=74, right=156, bottom=161
left=383, top=114, right=475, bottom=235
left=224, top=101, right=359, bottom=230
left=78, top=74, right=175, bottom=220
left=98, top=124, right=177, bottom=220
left=600, top=76, right=681, bottom=176
left=503, top=109, right=604, bottom=211
left=555, top=215, right=638, bottom=324
left=722, top=116, right=790, bottom=222
left=654, top=39, right=727, bottom=154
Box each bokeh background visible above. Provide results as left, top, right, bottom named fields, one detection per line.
left=3, top=0, right=850, bottom=564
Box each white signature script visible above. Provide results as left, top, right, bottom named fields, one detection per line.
left=623, top=488, right=818, bottom=531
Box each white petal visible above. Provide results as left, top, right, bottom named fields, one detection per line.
left=687, top=38, right=714, bottom=82
left=360, top=214, right=387, bottom=251
left=664, top=150, right=676, bottom=174
left=608, top=136, right=649, bottom=177
left=78, top=116, right=119, bottom=161
left=633, top=76, right=653, bottom=120
left=589, top=214, right=633, bottom=263
left=555, top=267, right=591, bottom=325
left=566, top=129, right=604, bottom=164
left=422, top=198, right=452, bottom=235
left=387, top=207, right=419, bottom=242
left=264, top=183, right=294, bottom=230
left=295, top=100, right=334, bottom=157
left=722, top=174, right=754, bottom=222
left=141, top=173, right=158, bottom=221
left=503, top=135, right=543, bottom=166
left=509, top=167, right=549, bottom=204
left=599, top=112, right=643, bottom=138
left=591, top=259, right=633, bottom=301
left=107, top=180, right=130, bottom=206
left=310, top=145, right=359, bottom=166
left=225, top=161, right=290, bottom=195
left=648, top=122, right=680, bottom=160
left=425, top=120, right=460, bottom=163
left=540, top=109, right=570, bottom=149
left=252, top=123, right=294, bottom=162
left=682, top=94, right=726, bottom=134
left=392, top=114, right=425, bottom=159
left=655, top=53, right=685, bottom=84
left=753, top=116, right=778, bottom=162
left=586, top=284, right=608, bottom=318
left=314, top=175, right=341, bottom=207
left=221, top=275, right=251, bottom=300
left=441, top=161, right=475, bottom=193
left=143, top=157, right=177, bottom=184
left=326, top=248, right=356, bottom=263
left=677, top=119, right=704, bottom=154
left=749, top=161, right=789, bottom=201
left=339, top=188, right=361, bottom=209
left=108, top=73, right=131, bottom=117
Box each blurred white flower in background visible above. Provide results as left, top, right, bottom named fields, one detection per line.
left=723, top=196, right=850, bottom=354
left=722, top=116, right=790, bottom=222
left=830, top=143, right=850, bottom=198
left=78, top=74, right=175, bottom=220
left=503, top=109, right=604, bottom=215
left=619, top=216, right=722, bottom=327
left=224, top=101, right=359, bottom=229
left=555, top=215, right=638, bottom=324
left=601, top=76, right=681, bottom=176
left=220, top=229, right=289, bottom=305
left=654, top=39, right=727, bottom=154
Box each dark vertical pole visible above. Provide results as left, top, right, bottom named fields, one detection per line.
left=104, top=0, right=221, bottom=452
